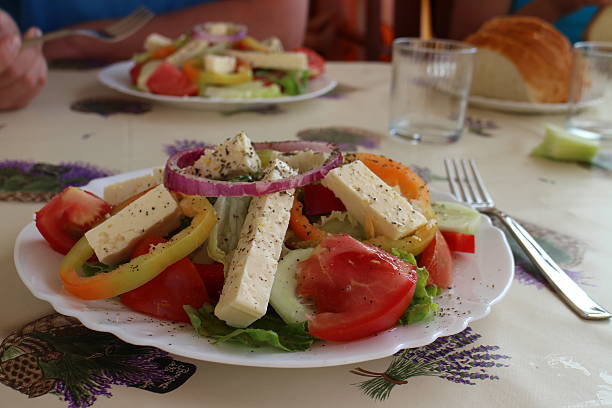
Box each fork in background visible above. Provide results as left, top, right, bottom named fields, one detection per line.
left=444, top=158, right=611, bottom=321
left=22, top=6, right=154, bottom=46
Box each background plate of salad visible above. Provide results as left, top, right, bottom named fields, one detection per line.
left=14, top=168, right=514, bottom=368
left=98, top=61, right=337, bottom=111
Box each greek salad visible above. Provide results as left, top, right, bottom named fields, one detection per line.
left=34, top=133, right=480, bottom=352
left=129, top=22, right=325, bottom=98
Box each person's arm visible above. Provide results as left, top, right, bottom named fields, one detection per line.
left=44, top=0, right=308, bottom=61
left=0, top=10, right=47, bottom=111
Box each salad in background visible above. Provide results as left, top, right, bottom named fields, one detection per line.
left=33, top=133, right=480, bottom=352
left=129, top=22, right=325, bottom=99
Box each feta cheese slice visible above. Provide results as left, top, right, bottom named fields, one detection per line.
left=204, top=54, right=237, bottom=75
left=103, top=168, right=163, bottom=206
left=192, top=131, right=261, bottom=180
left=85, top=184, right=181, bottom=265
left=214, top=160, right=297, bottom=328
left=269, top=149, right=328, bottom=174
left=144, top=33, right=172, bottom=52
left=321, top=160, right=427, bottom=240
left=225, top=50, right=308, bottom=70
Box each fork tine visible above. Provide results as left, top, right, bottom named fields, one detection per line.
left=105, top=7, right=154, bottom=37
left=460, top=159, right=484, bottom=204
left=444, top=158, right=461, bottom=200
left=458, top=159, right=478, bottom=203
left=450, top=159, right=473, bottom=203
left=467, top=160, right=494, bottom=205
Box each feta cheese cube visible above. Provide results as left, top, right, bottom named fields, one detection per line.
left=321, top=160, right=427, bottom=240
left=214, top=160, right=297, bottom=327
left=192, top=132, right=261, bottom=180
left=144, top=33, right=172, bottom=52
left=225, top=50, right=308, bottom=70
left=103, top=168, right=163, bottom=206
left=85, top=184, right=181, bottom=265
left=204, top=54, right=237, bottom=75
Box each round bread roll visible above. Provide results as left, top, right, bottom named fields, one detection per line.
left=465, top=16, right=572, bottom=103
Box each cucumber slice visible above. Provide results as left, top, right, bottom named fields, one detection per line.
left=270, top=248, right=314, bottom=325
left=531, top=124, right=600, bottom=163
left=432, top=201, right=481, bottom=234
left=202, top=81, right=282, bottom=99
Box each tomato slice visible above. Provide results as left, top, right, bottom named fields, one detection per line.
left=297, top=234, right=417, bottom=342
left=292, top=47, right=325, bottom=77
left=194, top=263, right=225, bottom=303
left=418, top=230, right=454, bottom=289
left=441, top=231, right=475, bottom=253
left=146, top=61, right=198, bottom=97
left=303, top=184, right=346, bottom=216
left=119, top=236, right=209, bottom=323
left=35, top=187, right=111, bottom=254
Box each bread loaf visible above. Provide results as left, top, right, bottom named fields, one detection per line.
left=465, top=16, right=572, bottom=103
left=585, top=6, right=612, bottom=41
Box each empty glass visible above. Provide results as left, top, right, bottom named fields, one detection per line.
left=567, top=42, right=612, bottom=140
left=389, top=38, right=476, bottom=143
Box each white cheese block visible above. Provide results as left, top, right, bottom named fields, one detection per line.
left=225, top=50, right=307, bottom=71
left=192, top=131, right=261, bottom=180
left=321, top=160, right=427, bottom=240
left=204, top=54, right=237, bottom=75
left=166, top=39, right=209, bottom=66
left=269, top=149, right=328, bottom=174
left=214, top=160, right=297, bottom=328
left=103, top=168, right=163, bottom=206
left=85, top=184, right=181, bottom=265
left=144, top=33, right=172, bottom=52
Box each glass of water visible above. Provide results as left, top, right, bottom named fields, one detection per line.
left=567, top=42, right=612, bottom=140
left=389, top=38, right=476, bottom=143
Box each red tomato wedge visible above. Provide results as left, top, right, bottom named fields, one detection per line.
left=418, top=230, right=454, bottom=289
left=195, top=263, right=225, bottom=303
left=119, top=236, right=209, bottom=323
left=292, top=47, right=325, bottom=77
left=303, top=184, right=346, bottom=216
left=146, top=61, right=198, bottom=97
left=35, top=187, right=111, bottom=254
left=297, top=234, right=417, bottom=342
left=441, top=231, right=475, bottom=253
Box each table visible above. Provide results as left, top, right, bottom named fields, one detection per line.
left=1, top=62, right=610, bottom=408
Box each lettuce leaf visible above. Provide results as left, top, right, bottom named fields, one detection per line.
left=390, top=248, right=440, bottom=325
left=207, top=196, right=251, bottom=263
left=184, top=305, right=314, bottom=352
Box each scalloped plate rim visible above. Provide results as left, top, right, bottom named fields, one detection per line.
left=14, top=168, right=514, bottom=368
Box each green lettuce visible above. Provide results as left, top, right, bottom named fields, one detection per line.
left=184, top=305, right=314, bottom=352
left=390, top=248, right=441, bottom=325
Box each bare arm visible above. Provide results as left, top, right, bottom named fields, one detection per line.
left=444, top=0, right=512, bottom=40
left=515, top=0, right=612, bottom=21
left=43, top=0, right=308, bottom=61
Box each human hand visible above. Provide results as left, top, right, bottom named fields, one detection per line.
left=0, top=11, right=47, bottom=111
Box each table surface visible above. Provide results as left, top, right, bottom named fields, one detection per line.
left=1, top=62, right=610, bottom=408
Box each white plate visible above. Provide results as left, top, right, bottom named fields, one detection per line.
left=98, top=61, right=337, bottom=111
left=469, top=95, right=603, bottom=114
left=14, top=169, right=514, bottom=368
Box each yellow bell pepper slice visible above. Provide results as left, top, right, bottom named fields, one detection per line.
left=199, top=65, right=252, bottom=85
left=60, top=196, right=217, bottom=300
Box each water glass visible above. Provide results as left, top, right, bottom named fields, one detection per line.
left=567, top=42, right=612, bottom=140
left=389, top=38, right=476, bottom=143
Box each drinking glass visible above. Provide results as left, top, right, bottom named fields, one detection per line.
left=567, top=42, right=612, bottom=140
left=389, top=38, right=476, bottom=143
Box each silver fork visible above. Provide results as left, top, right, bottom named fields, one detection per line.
left=21, top=6, right=154, bottom=46
left=444, top=158, right=611, bottom=320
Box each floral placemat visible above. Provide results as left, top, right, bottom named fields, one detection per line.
left=0, top=314, right=195, bottom=408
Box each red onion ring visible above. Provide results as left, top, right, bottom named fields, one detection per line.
left=191, top=22, right=247, bottom=43
left=164, top=141, right=342, bottom=197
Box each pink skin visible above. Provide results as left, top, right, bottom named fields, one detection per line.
left=0, top=11, right=47, bottom=111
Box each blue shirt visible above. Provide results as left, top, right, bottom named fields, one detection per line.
left=511, top=0, right=599, bottom=43
left=1, top=0, right=215, bottom=32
